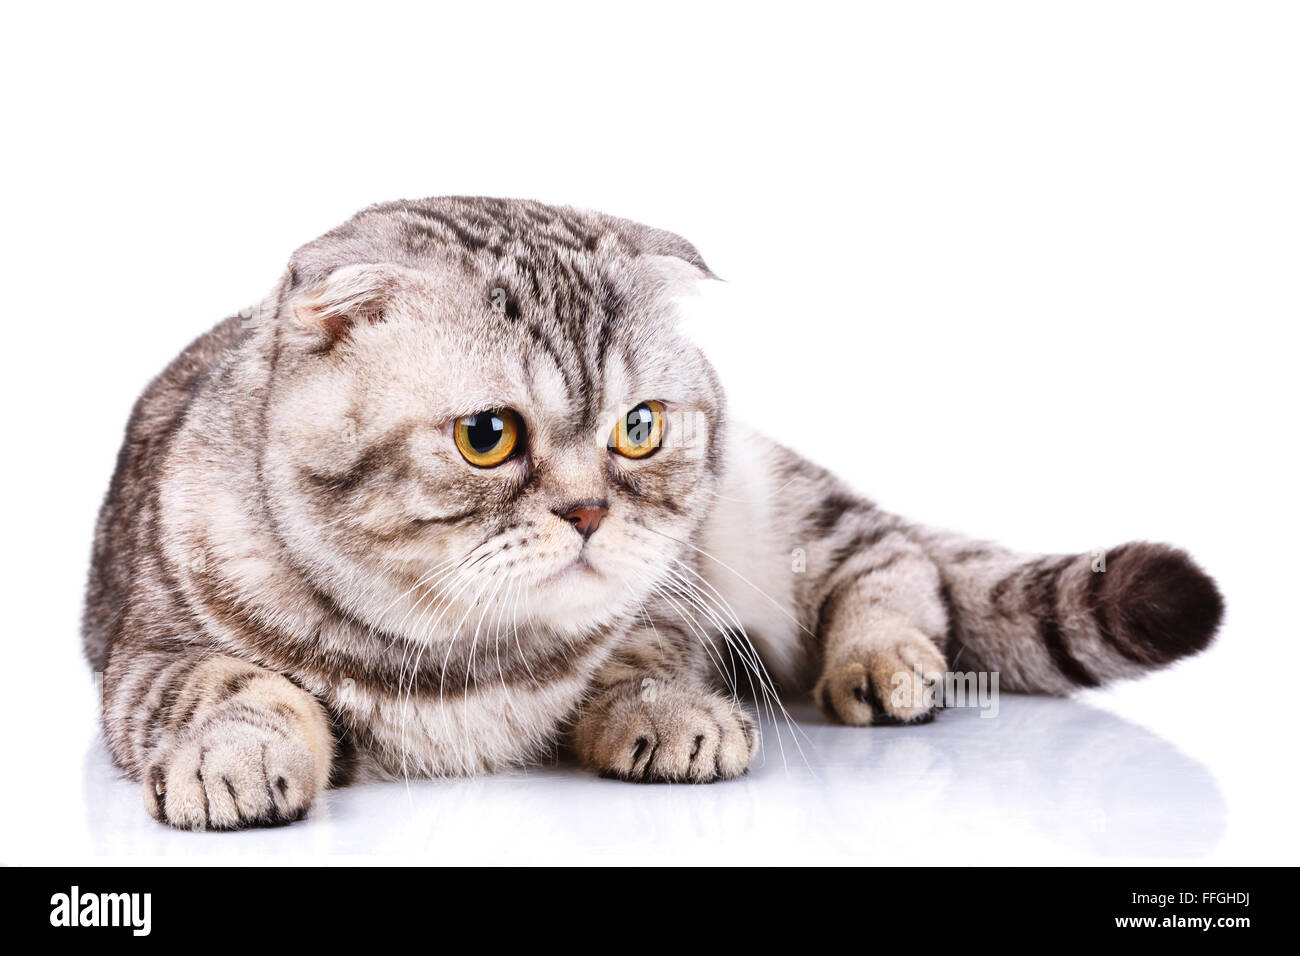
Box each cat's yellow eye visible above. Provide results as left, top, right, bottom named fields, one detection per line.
left=454, top=409, right=521, bottom=467
left=609, top=401, right=665, bottom=459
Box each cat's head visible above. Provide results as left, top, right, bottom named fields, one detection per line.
left=255, top=198, right=723, bottom=642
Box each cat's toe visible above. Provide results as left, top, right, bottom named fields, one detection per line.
left=575, top=683, right=757, bottom=783
left=143, top=720, right=320, bottom=830
left=816, top=629, right=945, bottom=726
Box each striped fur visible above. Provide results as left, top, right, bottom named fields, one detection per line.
left=701, top=436, right=1223, bottom=726
left=84, top=197, right=1223, bottom=829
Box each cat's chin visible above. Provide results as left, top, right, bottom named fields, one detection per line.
left=525, top=560, right=629, bottom=635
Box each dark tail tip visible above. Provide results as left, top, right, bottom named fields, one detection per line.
left=1106, top=542, right=1225, bottom=665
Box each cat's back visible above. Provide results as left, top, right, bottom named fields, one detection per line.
left=82, top=315, right=248, bottom=671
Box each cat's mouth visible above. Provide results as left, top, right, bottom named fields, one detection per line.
left=544, top=553, right=600, bottom=584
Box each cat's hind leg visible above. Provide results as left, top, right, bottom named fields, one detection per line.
left=812, top=538, right=950, bottom=726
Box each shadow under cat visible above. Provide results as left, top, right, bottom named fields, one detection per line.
left=83, top=694, right=1224, bottom=862
left=786, top=694, right=1226, bottom=860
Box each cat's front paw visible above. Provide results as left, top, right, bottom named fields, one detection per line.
left=143, top=717, right=325, bottom=830
left=573, top=680, right=758, bottom=782
left=815, top=627, right=946, bottom=726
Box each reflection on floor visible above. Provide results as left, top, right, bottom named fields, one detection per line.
left=83, top=694, right=1225, bottom=864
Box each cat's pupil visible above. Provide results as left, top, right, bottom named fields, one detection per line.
left=465, top=413, right=504, bottom=453
left=626, top=405, right=654, bottom=445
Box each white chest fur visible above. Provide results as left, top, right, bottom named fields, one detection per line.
left=332, top=661, right=596, bottom=778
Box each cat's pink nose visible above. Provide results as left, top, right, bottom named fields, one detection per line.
left=557, top=501, right=608, bottom=539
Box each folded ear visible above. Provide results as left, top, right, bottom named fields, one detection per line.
left=638, top=253, right=715, bottom=301
left=597, top=217, right=718, bottom=311
left=603, top=216, right=718, bottom=281
left=288, top=263, right=414, bottom=347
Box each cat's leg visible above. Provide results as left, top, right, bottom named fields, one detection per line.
left=696, top=426, right=950, bottom=725
left=570, top=625, right=758, bottom=782
left=812, top=536, right=950, bottom=726
left=103, top=648, right=333, bottom=829
left=707, top=429, right=1222, bottom=716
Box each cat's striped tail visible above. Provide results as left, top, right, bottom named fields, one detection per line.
left=922, top=538, right=1224, bottom=693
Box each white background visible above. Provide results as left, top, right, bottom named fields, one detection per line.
left=2, top=1, right=1296, bottom=864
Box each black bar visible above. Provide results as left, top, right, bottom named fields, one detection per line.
left=4, top=866, right=1281, bottom=940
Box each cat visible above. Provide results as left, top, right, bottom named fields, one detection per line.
left=84, top=197, right=1224, bottom=830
